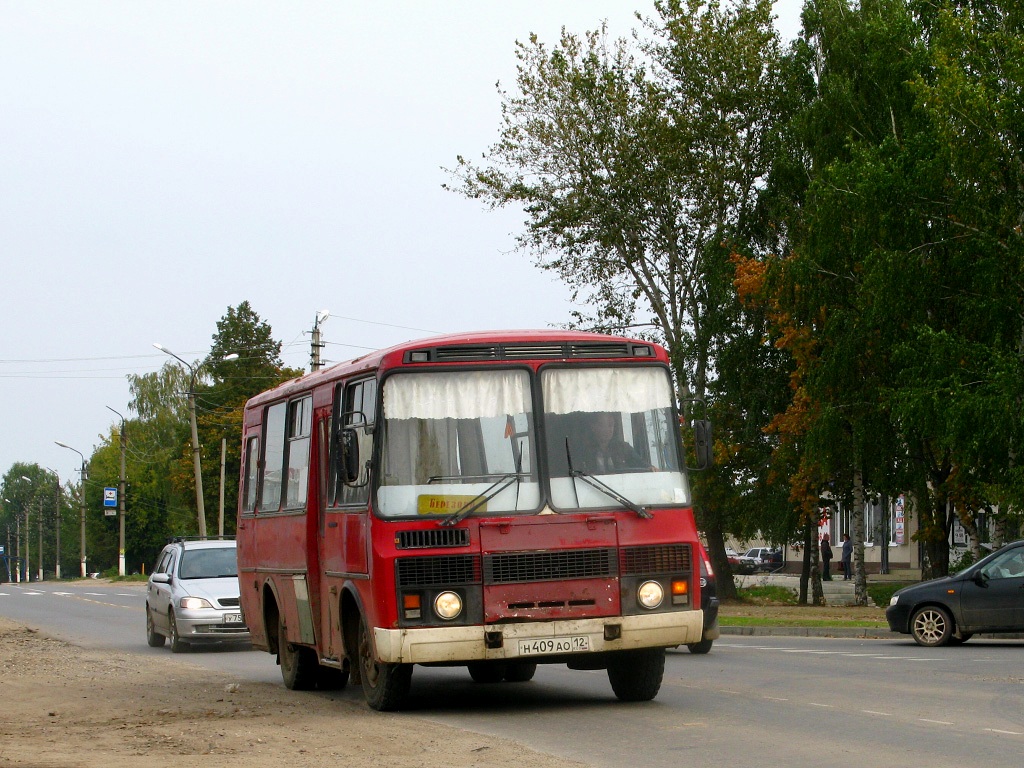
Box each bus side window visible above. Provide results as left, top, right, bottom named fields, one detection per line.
left=332, top=378, right=376, bottom=506
left=261, top=402, right=287, bottom=512
left=242, top=436, right=260, bottom=514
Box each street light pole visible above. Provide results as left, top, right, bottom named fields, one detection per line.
left=153, top=343, right=207, bottom=539
left=55, top=441, right=88, bottom=577
left=153, top=344, right=238, bottom=540
left=107, top=406, right=128, bottom=576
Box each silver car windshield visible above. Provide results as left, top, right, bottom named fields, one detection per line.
left=178, top=547, right=238, bottom=579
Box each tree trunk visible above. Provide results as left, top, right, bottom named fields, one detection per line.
left=703, top=521, right=737, bottom=600
left=852, top=467, right=868, bottom=606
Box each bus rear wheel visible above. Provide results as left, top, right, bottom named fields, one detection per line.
left=358, top=617, right=412, bottom=711
left=278, top=615, right=318, bottom=690
left=606, top=648, right=665, bottom=702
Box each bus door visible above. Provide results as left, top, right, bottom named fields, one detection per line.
left=318, top=377, right=376, bottom=660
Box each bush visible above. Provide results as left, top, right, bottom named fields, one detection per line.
left=866, top=582, right=910, bottom=607
left=736, top=585, right=798, bottom=605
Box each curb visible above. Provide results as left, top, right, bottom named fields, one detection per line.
left=719, top=625, right=894, bottom=639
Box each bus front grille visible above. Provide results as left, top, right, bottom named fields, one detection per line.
left=484, top=548, right=617, bottom=584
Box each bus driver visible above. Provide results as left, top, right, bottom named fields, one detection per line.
left=579, top=412, right=646, bottom=474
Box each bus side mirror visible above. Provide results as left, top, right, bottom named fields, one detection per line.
left=692, top=419, right=713, bottom=470
left=340, top=428, right=360, bottom=483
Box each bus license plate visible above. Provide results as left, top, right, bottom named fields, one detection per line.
left=224, top=613, right=243, bottom=624
left=518, top=636, right=590, bottom=656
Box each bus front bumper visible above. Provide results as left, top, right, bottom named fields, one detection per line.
left=373, top=610, right=704, bottom=664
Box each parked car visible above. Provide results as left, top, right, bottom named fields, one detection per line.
left=759, top=549, right=785, bottom=572
left=886, top=539, right=1024, bottom=647
left=737, top=547, right=782, bottom=573
left=145, top=538, right=250, bottom=652
left=687, top=542, right=719, bottom=654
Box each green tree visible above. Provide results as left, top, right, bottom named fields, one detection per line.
left=196, top=302, right=302, bottom=537
left=448, top=0, right=790, bottom=591
left=909, top=0, right=1024, bottom=544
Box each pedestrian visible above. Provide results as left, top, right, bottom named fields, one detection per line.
left=820, top=533, right=833, bottom=581
left=841, top=533, right=853, bottom=580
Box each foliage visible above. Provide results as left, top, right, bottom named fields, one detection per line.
left=448, top=0, right=796, bottom=593
left=195, top=301, right=303, bottom=536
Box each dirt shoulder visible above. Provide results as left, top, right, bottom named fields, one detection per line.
left=0, top=616, right=585, bottom=768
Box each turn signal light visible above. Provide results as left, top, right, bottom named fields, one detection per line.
left=671, top=580, right=689, bottom=606
left=403, top=593, right=422, bottom=620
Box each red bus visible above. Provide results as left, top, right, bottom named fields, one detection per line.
left=237, top=330, right=713, bottom=710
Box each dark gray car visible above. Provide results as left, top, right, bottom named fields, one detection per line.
left=886, top=539, right=1024, bottom=646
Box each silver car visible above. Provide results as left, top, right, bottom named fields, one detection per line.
left=145, top=538, right=249, bottom=652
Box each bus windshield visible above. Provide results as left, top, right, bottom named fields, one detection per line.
left=375, top=365, right=689, bottom=519
left=541, top=366, right=689, bottom=510
left=377, top=369, right=541, bottom=518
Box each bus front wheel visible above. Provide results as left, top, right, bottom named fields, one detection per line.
left=606, top=648, right=665, bottom=702
left=358, top=617, right=412, bottom=711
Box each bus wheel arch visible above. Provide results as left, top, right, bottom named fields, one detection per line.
left=262, top=581, right=282, bottom=656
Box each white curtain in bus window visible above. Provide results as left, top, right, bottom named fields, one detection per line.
left=378, top=370, right=540, bottom=517
left=541, top=367, right=689, bottom=509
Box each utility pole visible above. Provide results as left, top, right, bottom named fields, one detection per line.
left=154, top=344, right=238, bottom=540
left=24, top=503, right=31, bottom=582
left=52, top=471, right=61, bottom=579
left=218, top=436, right=227, bottom=539
left=310, top=310, right=329, bottom=371
left=20, top=477, right=32, bottom=581
left=37, top=501, right=43, bottom=581
left=107, top=406, right=127, bottom=576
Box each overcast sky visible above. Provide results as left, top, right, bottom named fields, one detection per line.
left=1, top=1, right=803, bottom=485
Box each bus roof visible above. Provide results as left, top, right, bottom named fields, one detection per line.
left=245, top=329, right=667, bottom=409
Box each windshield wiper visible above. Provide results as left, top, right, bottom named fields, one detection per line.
left=437, top=438, right=527, bottom=527
left=565, top=438, right=652, bottom=519
left=438, top=472, right=526, bottom=527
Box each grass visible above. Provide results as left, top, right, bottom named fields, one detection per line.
left=716, top=582, right=911, bottom=628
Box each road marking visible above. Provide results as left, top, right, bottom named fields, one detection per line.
left=861, top=710, right=894, bottom=717
left=809, top=703, right=833, bottom=708
left=985, top=729, right=1023, bottom=736
left=919, top=718, right=954, bottom=725
left=764, top=696, right=789, bottom=702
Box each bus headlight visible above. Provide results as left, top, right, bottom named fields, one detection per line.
left=433, top=591, right=463, bottom=620
left=637, top=580, right=665, bottom=609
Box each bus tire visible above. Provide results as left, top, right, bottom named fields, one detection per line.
left=278, top=615, right=318, bottom=690
left=358, top=617, right=412, bottom=711
left=503, top=661, right=537, bottom=682
left=467, top=662, right=507, bottom=683
left=687, top=638, right=713, bottom=654
left=606, top=648, right=665, bottom=702
left=316, top=666, right=350, bottom=690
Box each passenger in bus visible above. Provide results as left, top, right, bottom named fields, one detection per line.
left=578, top=412, right=646, bottom=474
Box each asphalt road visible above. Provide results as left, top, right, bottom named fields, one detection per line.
left=3, top=580, right=1022, bottom=767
